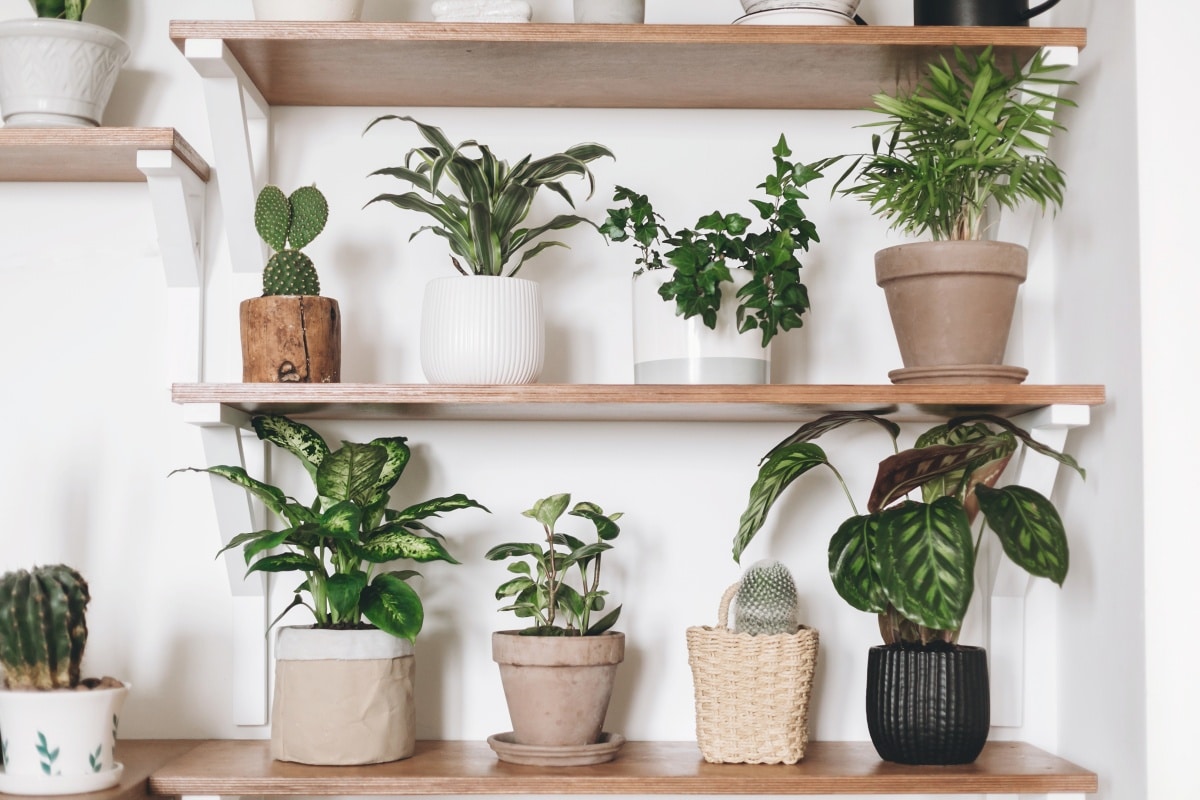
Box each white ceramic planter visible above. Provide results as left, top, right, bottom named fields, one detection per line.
left=740, top=0, right=861, bottom=15
left=574, top=0, right=645, bottom=23
left=632, top=269, right=770, bottom=384
left=271, top=627, right=415, bottom=765
left=420, top=276, right=544, bottom=385
left=0, top=19, right=129, bottom=128
left=252, top=0, right=364, bottom=20
left=0, top=682, right=128, bottom=795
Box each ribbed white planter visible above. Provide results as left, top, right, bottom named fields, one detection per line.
left=574, top=0, right=645, bottom=23
left=632, top=269, right=770, bottom=384
left=252, top=0, right=364, bottom=20
left=271, top=627, right=415, bottom=765
left=0, top=19, right=129, bottom=128
left=420, top=276, right=544, bottom=385
left=0, top=682, right=128, bottom=795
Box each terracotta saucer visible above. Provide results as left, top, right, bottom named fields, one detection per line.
left=487, top=732, right=626, bottom=766
left=888, top=364, right=1029, bottom=385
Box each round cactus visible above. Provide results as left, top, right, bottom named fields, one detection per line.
left=733, top=559, right=800, bottom=636
left=255, top=184, right=329, bottom=296
left=263, top=249, right=321, bottom=296
left=0, top=565, right=90, bottom=690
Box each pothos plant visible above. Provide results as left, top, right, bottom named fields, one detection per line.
left=30, top=0, right=89, bottom=19
left=173, top=414, right=488, bottom=642
left=485, top=493, right=623, bottom=636
left=599, top=135, right=823, bottom=347
left=734, top=411, right=1084, bottom=645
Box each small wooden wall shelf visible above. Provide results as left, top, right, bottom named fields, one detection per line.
left=172, top=383, right=1106, bottom=423
left=168, top=22, right=1087, bottom=110
left=0, top=128, right=210, bottom=183
left=146, top=739, right=1097, bottom=796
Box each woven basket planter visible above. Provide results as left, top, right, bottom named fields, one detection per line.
left=686, top=583, right=819, bottom=764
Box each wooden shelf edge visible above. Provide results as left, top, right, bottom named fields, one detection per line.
left=0, top=128, right=211, bottom=183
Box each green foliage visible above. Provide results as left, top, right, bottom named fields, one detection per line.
left=255, top=184, right=329, bottom=296
left=484, top=493, right=623, bottom=636
left=734, top=412, right=1084, bottom=645
left=0, top=565, right=90, bottom=690
left=30, top=0, right=90, bottom=20
left=600, top=136, right=823, bottom=346
left=733, top=559, right=800, bottom=636
left=173, top=414, right=488, bottom=642
left=825, top=47, right=1075, bottom=241
left=365, top=115, right=614, bottom=277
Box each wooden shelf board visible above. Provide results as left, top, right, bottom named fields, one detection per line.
left=0, top=741, right=203, bottom=800
left=147, top=739, right=1097, bottom=796
left=168, top=22, right=1086, bottom=109
left=171, top=383, right=1105, bottom=423
left=0, top=128, right=211, bottom=183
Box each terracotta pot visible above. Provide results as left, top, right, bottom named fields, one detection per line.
left=492, top=631, right=624, bottom=747
left=240, top=295, right=341, bottom=383
left=875, top=241, right=1027, bottom=375
left=865, top=644, right=990, bottom=765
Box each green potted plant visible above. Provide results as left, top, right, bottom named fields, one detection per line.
left=824, top=46, right=1075, bottom=384
left=173, top=414, right=487, bottom=766
left=600, top=136, right=823, bottom=384
left=365, top=115, right=613, bottom=385
left=0, top=1, right=129, bottom=127
left=0, top=565, right=129, bottom=795
left=240, top=184, right=341, bottom=384
left=483, top=493, right=626, bottom=765
left=733, top=410, right=1084, bottom=764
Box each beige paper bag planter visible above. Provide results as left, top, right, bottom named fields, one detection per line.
left=271, top=627, right=415, bottom=765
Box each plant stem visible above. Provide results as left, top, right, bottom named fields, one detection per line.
left=543, top=523, right=557, bottom=628
left=826, top=463, right=860, bottom=517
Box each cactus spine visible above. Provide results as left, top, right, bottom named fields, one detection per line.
left=0, top=565, right=90, bottom=689
left=733, top=559, right=800, bottom=636
left=256, top=184, right=329, bottom=297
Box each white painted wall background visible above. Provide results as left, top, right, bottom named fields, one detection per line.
left=0, top=0, right=1163, bottom=797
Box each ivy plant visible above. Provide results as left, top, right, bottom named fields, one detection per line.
left=733, top=411, right=1084, bottom=646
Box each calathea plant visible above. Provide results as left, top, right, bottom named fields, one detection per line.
left=30, top=0, right=89, bottom=20
left=734, top=411, right=1084, bottom=645
left=600, top=135, right=823, bottom=346
left=485, top=493, right=623, bottom=636
left=173, top=415, right=488, bottom=642
left=365, top=115, right=614, bottom=277
left=255, top=184, right=328, bottom=296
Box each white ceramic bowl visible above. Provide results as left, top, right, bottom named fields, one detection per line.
left=739, top=0, right=861, bottom=17
left=733, top=8, right=856, bottom=25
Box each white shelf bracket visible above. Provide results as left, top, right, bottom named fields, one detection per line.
left=138, top=150, right=207, bottom=384
left=986, top=794, right=1086, bottom=800
left=988, top=403, right=1090, bottom=728
left=184, top=38, right=270, bottom=275
left=182, top=403, right=270, bottom=727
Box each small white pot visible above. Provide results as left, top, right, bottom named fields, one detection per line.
left=420, top=276, right=544, bottom=385
left=740, top=0, right=861, bottom=15
left=632, top=269, right=770, bottom=384
left=0, top=682, right=128, bottom=794
left=252, top=0, right=364, bottom=20
left=0, top=19, right=129, bottom=128
left=574, top=0, right=645, bottom=23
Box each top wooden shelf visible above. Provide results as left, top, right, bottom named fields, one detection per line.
left=147, top=739, right=1097, bottom=796
left=172, top=383, right=1105, bottom=423
left=0, top=128, right=211, bottom=183
left=168, top=22, right=1086, bottom=109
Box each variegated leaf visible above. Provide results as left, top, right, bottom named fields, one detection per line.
left=734, top=442, right=829, bottom=562
left=876, top=498, right=974, bottom=632
left=828, top=514, right=887, bottom=613
left=251, top=415, right=329, bottom=480
left=976, top=484, right=1069, bottom=585
left=869, top=439, right=1010, bottom=512
left=360, top=572, right=423, bottom=642
left=355, top=528, right=459, bottom=565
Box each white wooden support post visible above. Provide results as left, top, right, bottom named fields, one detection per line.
left=182, top=403, right=270, bottom=727
left=138, top=150, right=207, bottom=384
left=988, top=403, right=1090, bottom=728
left=184, top=38, right=270, bottom=275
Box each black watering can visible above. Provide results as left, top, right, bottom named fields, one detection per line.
left=913, top=0, right=1063, bottom=26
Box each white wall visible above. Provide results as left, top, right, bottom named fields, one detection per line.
left=0, top=0, right=1151, bottom=797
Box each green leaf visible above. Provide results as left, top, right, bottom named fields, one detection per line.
left=524, top=494, right=571, bottom=529
left=569, top=502, right=621, bottom=541
left=586, top=606, right=621, bottom=635
left=828, top=514, right=887, bottom=613
left=356, top=527, right=459, bottom=564
left=976, top=485, right=1069, bottom=585
left=389, top=494, right=490, bottom=526
left=316, top=442, right=388, bottom=506
left=247, top=552, right=324, bottom=576
left=171, top=466, right=289, bottom=519
left=869, top=438, right=1012, bottom=512
left=326, top=571, right=368, bottom=620
left=876, top=499, right=974, bottom=632
left=360, top=572, right=424, bottom=642
left=495, top=577, right=536, bottom=600
left=251, top=415, right=329, bottom=480
left=484, top=542, right=544, bottom=560
left=734, top=442, right=829, bottom=562
left=761, top=411, right=901, bottom=465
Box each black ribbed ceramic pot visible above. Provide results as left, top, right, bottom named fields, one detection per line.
left=865, top=644, right=990, bottom=765
left=913, top=0, right=1062, bottom=26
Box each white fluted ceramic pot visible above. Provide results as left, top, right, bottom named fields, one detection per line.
left=252, top=0, right=364, bottom=19
left=0, top=19, right=129, bottom=127
left=420, top=276, right=544, bottom=385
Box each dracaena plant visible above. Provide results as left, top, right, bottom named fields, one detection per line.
left=599, top=136, right=823, bottom=347
left=173, top=414, right=488, bottom=642
left=825, top=46, right=1075, bottom=241
left=734, top=411, right=1084, bottom=645
left=484, top=493, right=623, bottom=636
left=31, top=0, right=89, bottom=20
left=365, top=115, right=614, bottom=277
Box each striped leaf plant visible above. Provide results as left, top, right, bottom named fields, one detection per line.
left=733, top=411, right=1084, bottom=646
left=173, top=414, right=488, bottom=642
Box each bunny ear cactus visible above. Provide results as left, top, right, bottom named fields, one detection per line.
left=30, top=0, right=91, bottom=20
left=256, top=184, right=329, bottom=296
left=733, top=559, right=801, bottom=636
left=0, top=565, right=90, bottom=690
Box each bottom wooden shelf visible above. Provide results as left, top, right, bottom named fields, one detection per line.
left=146, top=739, right=1097, bottom=796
